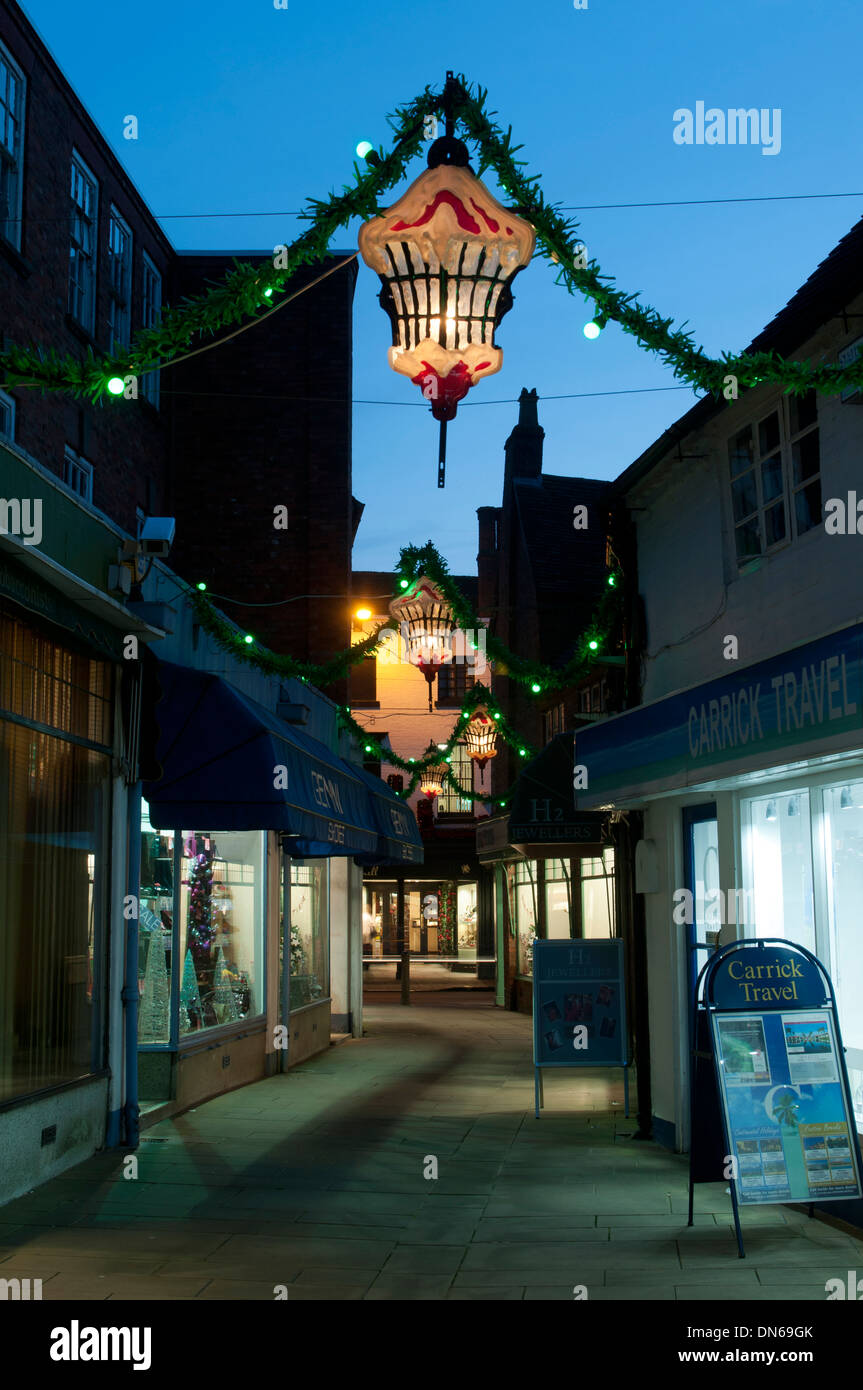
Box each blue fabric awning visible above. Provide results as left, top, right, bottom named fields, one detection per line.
left=351, top=764, right=424, bottom=866
left=143, top=661, right=380, bottom=855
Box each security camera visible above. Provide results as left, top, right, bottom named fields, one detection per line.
left=139, top=516, right=176, bottom=558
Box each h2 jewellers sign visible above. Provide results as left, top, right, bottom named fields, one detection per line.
left=577, top=623, right=863, bottom=798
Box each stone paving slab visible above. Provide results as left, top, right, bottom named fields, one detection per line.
left=0, top=995, right=858, bottom=1301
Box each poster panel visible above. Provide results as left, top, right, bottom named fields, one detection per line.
left=710, top=1007, right=862, bottom=1204
left=532, top=939, right=626, bottom=1068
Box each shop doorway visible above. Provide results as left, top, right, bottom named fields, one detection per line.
left=682, top=804, right=719, bottom=1004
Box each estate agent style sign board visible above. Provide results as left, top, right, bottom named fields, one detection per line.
left=531, top=938, right=629, bottom=1119
left=691, top=938, right=863, bottom=1257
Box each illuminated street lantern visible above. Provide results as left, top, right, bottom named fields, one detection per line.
left=388, top=574, right=455, bottom=710
left=419, top=742, right=449, bottom=799
left=358, top=130, right=535, bottom=486
left=463, top=706, right=498, bottom=776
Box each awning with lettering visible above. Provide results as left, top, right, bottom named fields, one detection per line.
left=142, top=660, right=380, bottom=854
left=476, top=732, right=607, bottom=862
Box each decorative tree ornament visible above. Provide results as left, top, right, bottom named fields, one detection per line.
left=388, top=574, right=455, bottom=710
left=358, top=129, right=535, bottom=486
left=463, top=706, right=498, bottom=776
left=419, top=742, right=450, bottom=799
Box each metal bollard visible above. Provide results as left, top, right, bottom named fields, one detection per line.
left=400, top=950, right=411, bottom=1005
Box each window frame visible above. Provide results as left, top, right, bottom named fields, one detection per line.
left=0, top=387, right=15, bottom=441
left=68, top=149, right=99, bottom=332
left=63, top=445, right=93, bottom=503
left=141, top=251, right=162, bottom=407
left=727, top=392, right=821, bottom=566
left=107, top=205, right=133, bottom=349
left=0, top=40, right=26, bottom=251
left=437, top=740, right=474, bottom=815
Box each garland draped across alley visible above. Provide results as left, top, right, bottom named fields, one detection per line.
left=2, top=76, right=862, bottom=399
left=185, top=541, right=624, bottom=804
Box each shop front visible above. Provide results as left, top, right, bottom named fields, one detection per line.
left=477, top=733, right=609, bottom=1013
left=576, top=618, right=863, bottom=1228
left=139, top=659, right=416, bottom=1116
left=0, top=546, right=159, bottom=1203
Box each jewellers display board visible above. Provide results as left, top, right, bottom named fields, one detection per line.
left=691, top=937, right=863, bottom=1256
left=532, top=938, right=629, bottom=1117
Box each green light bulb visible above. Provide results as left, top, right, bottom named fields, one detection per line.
left=244, top=634, right=254, bottom=645
left=608, top=574, right=616, bottom=587
left=196, top=582, right=207, bottom=591
left=356, top=141, right=374, bottom=160
left=106, top=376, right=125, bottom=395
left=364, top=744, right=372, bottom=753
left=492, top=710, right=500, bottom=719
left=531, top=682, right=541, bottom=693
left=399, top=578, right=409, bottom=590
left=519, top=748, right=527, bottom=757
left=589, top=639, right=599, bottom=651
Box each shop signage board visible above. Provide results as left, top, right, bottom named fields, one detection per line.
left=690, top=938, right=862, bottom=1256
left=576, top=621, right=863, bottom=802
left=531, top=938, right=628, bottom=1117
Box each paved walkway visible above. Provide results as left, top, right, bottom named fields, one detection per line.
left=1, top=996, right=862, bottom=1300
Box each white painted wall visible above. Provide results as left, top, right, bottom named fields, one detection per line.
left=628, top=296, right=863, bottom=706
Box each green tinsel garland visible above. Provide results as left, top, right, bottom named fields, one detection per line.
left=2, top=76, right=862, bottom=399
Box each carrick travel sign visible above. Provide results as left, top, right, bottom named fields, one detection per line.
left=577, top=622, right=863, bottom=800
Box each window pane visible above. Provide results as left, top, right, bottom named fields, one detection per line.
left=0, top=720, right=110, bottom=1102
left=728, top=426, right=754, bottom=478
left=515, top=861, right=538, bottom=975
left=735, top=516, right=761, bottom=560
left=288, top=860, right=329, bottom=1008
left=457, top=883, right=477, bottom=952
left=545, top=861, right=571, bottom=938
left=758, top=411, right=780, bottom=457
left=764, top=500, right=786, bottom=546
left=794, top=479, right=821, bottom=534
left=792, top=431, right=819, bottom=485
left=790, top=390, right=818, bottom=435
left=760, top=453, right=783, bottom=503
left=138, top=805, right=175, bottom=1044
left=823, top=783, right=863, bottom=1128
left=582, top=876, right=614, bottom=937
left=741, top=791, right=815, bottom=953
left=179, top=830, right=265, bottom=1032
left=731, top=471, right=757, bottom=522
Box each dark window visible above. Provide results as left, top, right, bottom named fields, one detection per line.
left=349, top=654, right=377, bottom=704
left=436, top=662, right=474, bottom=706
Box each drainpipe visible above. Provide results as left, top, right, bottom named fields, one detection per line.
left=122, top=780, right=142, bottom=1148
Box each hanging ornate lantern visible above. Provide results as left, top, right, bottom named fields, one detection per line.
left=463, top=706, right=498, bottom=776
left=388, top=574, right=455, bottom=710
left=419, top=742, right=449, bottom=799
left=358, top=134, right=535, bottom=486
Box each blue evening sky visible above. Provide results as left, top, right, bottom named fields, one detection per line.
left=23, top=0, right=863, bottom=574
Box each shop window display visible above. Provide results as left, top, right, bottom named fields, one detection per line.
left=741, top=790, right=815, bottom=953
left=0, top=611, right=112, bottom=1103
left=582, top=848, right=616, bottom=938
left=138, top=805, right=174, bottom=1044
left=287, top=861, right=329, bottom=1008
left=514, top=860, right=539, bottom=976
left=823, top=782, right=863, bottom=1127
left=178, top=830, right=265, bottom=1032
left=545, top=858, right=571, bottom=939
left=457, top=883, right=477, bottom=955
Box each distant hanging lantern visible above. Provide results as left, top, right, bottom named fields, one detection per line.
left=419, top=743, right=449, bottom=799
left=358, top=131, right=535, bottom=487
left=464, top=706, right=498, bottom=776
left=388, top=574, right=455, bottom=710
